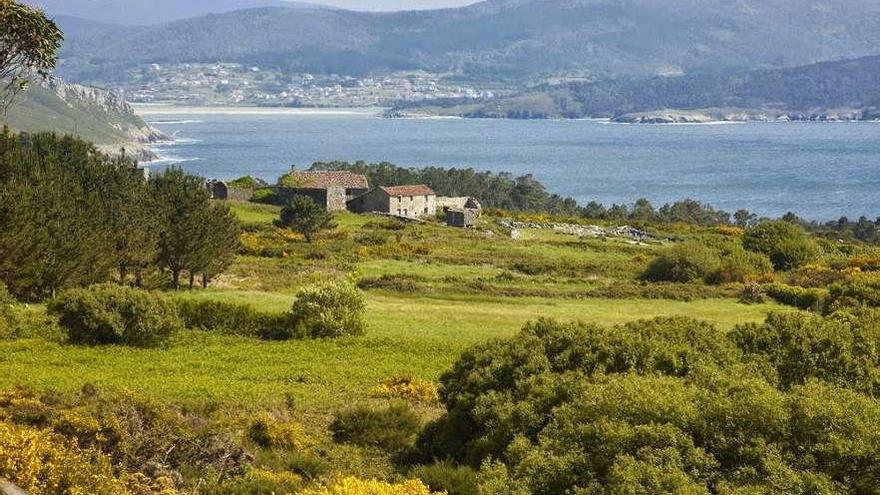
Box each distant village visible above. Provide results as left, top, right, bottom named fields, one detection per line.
left=122, top=63, right=497, bottom=106
left=208, top=170, right=482, bottom=228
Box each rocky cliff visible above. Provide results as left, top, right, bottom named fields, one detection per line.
left=1, top=79, right=168, bottom=161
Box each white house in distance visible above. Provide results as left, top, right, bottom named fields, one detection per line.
left=348, top=184, right=437, bottom=218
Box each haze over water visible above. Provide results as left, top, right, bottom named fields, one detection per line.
left=139, top=107, right=880, bottom=221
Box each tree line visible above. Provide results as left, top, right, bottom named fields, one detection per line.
left=0, top=129, right=239, bottom=301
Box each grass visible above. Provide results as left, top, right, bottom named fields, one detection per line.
left=224, top=201, right=281, bottom=225
left=0, top=289, right=788, bottom=410
left=0, top=208, right=795, bottom=415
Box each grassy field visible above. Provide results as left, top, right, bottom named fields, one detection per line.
left=1, top=202, right=793, bottom=411
left=0, top=200, right=814, bottom=491
left=0, top=288, right=785, bottom=410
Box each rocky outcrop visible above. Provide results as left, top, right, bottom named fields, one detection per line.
left=612, top=107, right=880, bottom=124
left=39, top=79, right=169, bottom=159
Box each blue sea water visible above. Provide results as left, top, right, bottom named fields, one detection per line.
left=140, top=107, right=880, bottom=220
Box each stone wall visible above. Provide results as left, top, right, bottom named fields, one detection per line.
left=326, top=186, right=348, bottom=211
left=348, top=188, right=391, bottom=214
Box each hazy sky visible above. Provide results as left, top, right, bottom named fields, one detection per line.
left=306, top=0, right=479, bottom=10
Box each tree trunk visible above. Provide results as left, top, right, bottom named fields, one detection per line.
left=202, top=274, right=209, bottom=289
left=172, top=269, right=181, bottom=290
left=119, top=265, right=127, bottom=285
left=188, top=272, right=195, bottom=289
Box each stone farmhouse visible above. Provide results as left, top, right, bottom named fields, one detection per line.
left=278, top=171, right=369, bottom=212
left=348, top=184, right=437, bottom=218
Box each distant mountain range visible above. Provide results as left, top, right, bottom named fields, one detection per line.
left=52, top=0, right=880, bottom=84
left=25, top=0, right=329, bottom=26
left=392, top=55, right=880, bottom=121
left=1, top=80, right=166, bottom=159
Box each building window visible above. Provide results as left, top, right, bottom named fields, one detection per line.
left=409, top=196, right=414, bottom=201
left=424, top=207, right=428, bottom=214
left=404, top=209, right=408, bottom=216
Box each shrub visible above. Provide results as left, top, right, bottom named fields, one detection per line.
left=286, top=280, right=367, bottom=339
left=421, top=315, right=880, bottom=495
left=357, top=275, right=425, bottom=293
left=642, top=241, right=721, bottom=283
left=764, top=283, right=827, bottom=311
left=330, top=403, right=422, bottom=453
left=48, top=284, right=182, bottom=347
left=787, top=263, right=846, bottom=288
left=248, top=414, right=313, bottom=451
left=743, top=221, right=817, bottom=270
left=177, top=298, right=283, bottom=337
left=277, top=195, right=335, bottom=243
left=370, top=374, right=440, bottom=403
left=845, top=255, right=880, bottom=272
left=298, top=477, right=443, bottom=495
left=731, top=310, right=880, bottom=394
left=711, top=247, right=774, bottom=284
left=203, top=468, right=303, bottom=495
left=0, top=421, right=128, bottom=495
left=825, top=277, right=880, bottom=312
left=411, top=462, right=478, bottom=495
left=770, top=237, right=820, bottom=271
left=742, top=221, right=806, bottom=255
left=739, top=282, right=767, bottom=304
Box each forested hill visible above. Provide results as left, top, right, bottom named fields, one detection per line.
left=54, top=0, right=880, bottom=83
left=24, top=0, right=329, bottom=25
left=395, top=55, right=880, bottom=119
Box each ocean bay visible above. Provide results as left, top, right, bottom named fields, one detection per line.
left=140, top=107, right=880, bottom=220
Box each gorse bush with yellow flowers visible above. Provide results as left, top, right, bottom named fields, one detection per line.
left=298, top=477, right=444, bottom=495
left=370, top=374, right=439, bottom=403
left=0, top=421, right=128, bottom=495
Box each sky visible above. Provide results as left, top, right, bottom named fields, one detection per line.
left=303, top=0, right=479, bottom=10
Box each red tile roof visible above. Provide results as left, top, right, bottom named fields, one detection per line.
left=381, top=184, right=436, bottom=197
left=287, top=171, right=369, bottom=189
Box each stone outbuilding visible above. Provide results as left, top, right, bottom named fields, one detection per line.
left=348, top=184, right=437, bottom=218
left=207, top=180, right=255, bottom=202
left=278, top=171, right=369, bottom=211
left=436, top=196, right=482, bottom=214
left=446, top=208, right=477, bottom=228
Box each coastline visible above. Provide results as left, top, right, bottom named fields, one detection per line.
left=133, top=104, right=385, bottom=117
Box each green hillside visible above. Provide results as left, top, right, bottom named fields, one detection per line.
left=54, top=0, right=880, bottom=83
left=394, top=55, right=880, bottom=119
left=0, top=81, right=164, bottom=156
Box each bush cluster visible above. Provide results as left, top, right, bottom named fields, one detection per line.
left=48, top=284, right=182, bottom=347
left=418, top=313, right=880, bottom=494
left=330, top=402, right=422, bottom=453
left=743, top=221, right=819, bottom=270
left=177, top=299, right=285, bottom=337
left=284, top=280, right=367, bottom=339
left=0, top=387, right=250, bottom=494
left=764, top=282, right=827, bottom=310
left=643, top=241, right=772, bottom=284
left=0, top=421, right=128, bottom=495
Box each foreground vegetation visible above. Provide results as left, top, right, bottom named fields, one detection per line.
left=7, top=186, right=880, bottom=493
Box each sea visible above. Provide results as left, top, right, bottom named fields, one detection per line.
left=137, top=106, right=880, bottom=221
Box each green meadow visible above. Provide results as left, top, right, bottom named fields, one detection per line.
left=1, top=202, right=789, bottom=413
